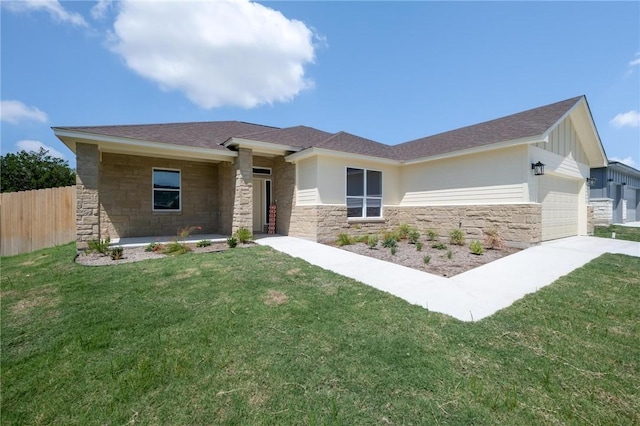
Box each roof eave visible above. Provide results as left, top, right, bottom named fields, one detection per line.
left=53, top=128, right=238, bottom=162
left=223, top=137, right=303, bottom=156
left=402, top=135, right=545, bottom=165
left=285, top=147, right=401, bottom=165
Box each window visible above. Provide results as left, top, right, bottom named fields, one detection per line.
left=253, top=167, right=272, bottom=176
left=153, top=168, right=181, bottom=211
left=346, top=167, right=382, bottom=218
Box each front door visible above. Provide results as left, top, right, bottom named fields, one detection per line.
left=253, top=179, right=272, bottom=233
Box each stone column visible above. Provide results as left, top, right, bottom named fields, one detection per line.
left=232, top=148, right=253, bottom=233
left=75, top=143, right=100, bottom=249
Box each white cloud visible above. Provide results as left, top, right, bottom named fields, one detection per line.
left=1, top=100, right=49, bottom=124
left=91, top=0, right=112, bottom=20
left=16, top=140, right=66, bottom=159
left=109, top=0, right=317, bottom=109
left=629, top=52, right=640, bottom=67
left=610, top=110, right=640, bottom=128
left=609, top=156, right=637, bottom=168
left=2, top=0, right=88, bottom=27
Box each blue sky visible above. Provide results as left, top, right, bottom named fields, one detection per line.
left=1, top=1, right=639, bottom=169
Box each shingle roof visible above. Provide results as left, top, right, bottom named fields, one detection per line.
left=55, top=121, right=278, bottom=151
left=238, top=125, right=333, bottom=148
left=313, top=131, right=398, bottom=159
left=392, top=96, right=584, bottom=161
left=55, top=96, right=585, bottom=161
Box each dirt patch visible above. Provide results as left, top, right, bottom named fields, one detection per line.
left=263, top=290, right=288, bottom=306
left=10, top=287, right=60, bottom=324
left=75, top=242, right=251, bottom=266
left=333, top=239, right=520, bottom=277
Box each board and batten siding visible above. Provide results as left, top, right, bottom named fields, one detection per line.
left=400, top=145, right=528, bottom=206
left=533, top=116, right=587, bottom=164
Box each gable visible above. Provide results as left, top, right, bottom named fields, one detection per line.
left=533, top=116, right=587, bottom=164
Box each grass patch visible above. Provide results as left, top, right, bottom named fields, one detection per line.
left=594, top=224, right=640, bottom=242
left=2, top=244, right=639, bottom=424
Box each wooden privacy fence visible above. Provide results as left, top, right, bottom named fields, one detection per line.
left=0, top=186, right=76, bottom=257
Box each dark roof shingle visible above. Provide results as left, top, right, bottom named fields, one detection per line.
left=55, top=121, right=278, bottom=151
left=392, top=96, right=584, bottom=160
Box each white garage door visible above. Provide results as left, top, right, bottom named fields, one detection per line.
left=539, top=175, right=580, bottom=241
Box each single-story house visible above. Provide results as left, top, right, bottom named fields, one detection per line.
left=590, top=161, right=640, bottom=224
left=53, top=95, right=607, bottom=249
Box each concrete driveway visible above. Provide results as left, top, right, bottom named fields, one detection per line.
left=256, top=236, right=639, bottom=322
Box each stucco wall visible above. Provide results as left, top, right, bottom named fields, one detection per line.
left=99, top=153, right=219, bottom=239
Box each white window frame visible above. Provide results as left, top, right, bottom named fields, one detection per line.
left=345, top=167, right=383, bottom=219
left=152, top=167, right=182, bottom=212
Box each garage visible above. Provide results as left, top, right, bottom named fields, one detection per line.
left=625, top=186, right=637, bottom=222
left=539, top=175, right=581, bottom=241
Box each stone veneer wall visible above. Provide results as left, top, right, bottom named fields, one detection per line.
left=590, top=198, right=613, bottom=226
left=99, top=153, right=219, bottom=239
left=289, top=203, right=542, bottom=248
left=272, top=157, right=295, bottom=235
left=76, top=143, right=101, bottom=248
left=217, top=162, right=234, bottom=235
left=231, top=148, right=253, bottom=233
left=587, top=205, right=595, bottom=235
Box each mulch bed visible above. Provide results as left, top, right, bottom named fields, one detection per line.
left=333, top=240, right=520, bottom=277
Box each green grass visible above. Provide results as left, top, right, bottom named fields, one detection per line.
left=594, top=224, right=640, bottom=242
left=2, top=244, right=639, bottom=424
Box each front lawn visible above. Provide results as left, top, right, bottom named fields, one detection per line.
left=594, top=224, right=640, bottom=242
left=2, top=244, right=638, bottom=424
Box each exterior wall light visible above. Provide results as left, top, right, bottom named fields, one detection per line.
left=531, top=161, right=545, bottom=176
left=586, top=177, right=596, bottom=187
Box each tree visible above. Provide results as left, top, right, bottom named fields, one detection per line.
left=0, top=148, right=76, bottom=193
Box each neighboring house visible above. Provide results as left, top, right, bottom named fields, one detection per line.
left=53, top=95, right=607, bottom=249
left=590, top=161, right=640, bottom=225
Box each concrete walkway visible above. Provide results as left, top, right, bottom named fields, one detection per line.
left=256, top=236, right=640, bottom=322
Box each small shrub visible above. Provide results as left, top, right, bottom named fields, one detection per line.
left=425, top=229, right=439, bottom=241
left=87, top=237, right=110, bottom=255
left=431, top=242, right=447, bottom=250
left=398, top=223, right=412, bottom=240
left=226, top=236, right=238, bottom=248
left=366, top=234, right=378, bottom=249
left=423, top=255, right=431, bottom=264
left=163, top=241, right=191, bottom=255
left=337, top=233, right=353, bottom=246
left=196, top=239, right=211, bottom=248
left=449, top=229, right=465, bottom=246
left=383, top=230, right=401, bottom=242
left=356, top=235, right=369, bottom=243
left=382, top=237, right=397, bottom=248
left=235, top=227, right=253, bottom=244
left=446, top=249, right=453, bottom=259
left=407, top=229, right=421, bottom=244
left=110, top=246, right=124, bottom=260
left=469, top=240, right=484, bottom=255
left=415, top=241, right=423, bottom=251
left=390, top=246, right=397, bottom=256
left=484, top=228, right=505, bottom=250
left=144, top=242, right=160, bottom=252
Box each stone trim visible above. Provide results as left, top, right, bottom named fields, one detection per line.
left=231, top=148, right=253, bottom=233
left=590, top=198, right=613, bottom=226
left=289, top=203, right=542, bottom=248
left=75, top=143, right=100, bottom=249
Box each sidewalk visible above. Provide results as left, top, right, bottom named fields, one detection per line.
left=256, top=236, right=640, bottom=322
